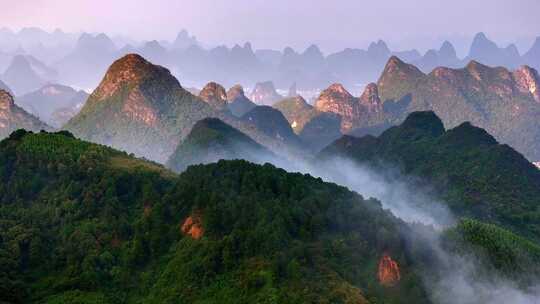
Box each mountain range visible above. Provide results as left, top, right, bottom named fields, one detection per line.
left=2, top=28, right=539, bottom=92
left=307, top=56, right=540, bottom=161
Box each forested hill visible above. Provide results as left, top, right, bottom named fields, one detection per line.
left=320, top=111, right=540, bottom=242
left=0, top=129, right=430, bottom=304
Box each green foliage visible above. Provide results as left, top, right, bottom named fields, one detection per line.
left=320, top=111, right=540, bottom=242
left=0, top=131, right=429, bottom=303
left=444, top=219, right=540, bottom=285
left=165, top=118, right=272, bottom=173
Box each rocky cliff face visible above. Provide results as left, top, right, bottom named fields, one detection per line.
left=181, top=214, right=204, bottom=240
left=0, top=90, right=50, bottom=138
left=513, top=65, right=540, bottom=103
left=199, top=82, right=227, bottom=110
left=315, top=83, right=383, bottom=133
left=378, top=254, right=401, bottom=287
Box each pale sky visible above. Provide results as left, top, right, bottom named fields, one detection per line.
left=2, top=0, right=540, bottom=54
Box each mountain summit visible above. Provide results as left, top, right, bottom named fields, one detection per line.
left=65, top=54, right=217, bottom=162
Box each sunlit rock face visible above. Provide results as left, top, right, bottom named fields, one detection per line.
left=378, top=254, right=401, bottom=287
left=199, top=82, right=228, bottom=110
left=181, top=214, right=204, bottom=240
left=315, top=83, right=383, bottom=133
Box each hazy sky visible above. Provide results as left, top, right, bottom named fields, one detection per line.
left=3, top=0, right=540, bottom=54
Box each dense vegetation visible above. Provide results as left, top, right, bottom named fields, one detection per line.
left=376, top=57, right=540, bottom=161
left=320, top=111, right=540, bottom=242
left=443, top=219, right=540, bottom=286
left=0, top=130, right=430, bottom=304
left=166, top=118, right=274, bottom=173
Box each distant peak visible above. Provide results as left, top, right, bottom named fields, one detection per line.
left=227, top=84, right=246, bottom=101
left=401, top=111, right=445, bottom=137
left=439, top=41, right=457, bottom=58
left=368, top=39, right=390, bottom=55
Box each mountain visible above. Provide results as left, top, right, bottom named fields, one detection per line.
left=273, top=95, right=342, bottom=151
left=226, top=84, right=256, bottom=117
left=466, top=32, right=521, bottom=68
left=412, top=41, right=462, bottom=72
left=375, top=56, right=540, bottom=161
left=0, top=90, right=50, bottom=138
left=137, top=40, right=168, bottom=66
left=314, top=83, right=384, bottom=133
left=54, top=33, right=117, bottom=89
left=0, top=130, right=431, bottom=303
left=63, top=54, right=298, bottom=163
left=16, top=84, right=88, bottom=127
left=198, top=82, right=228, bottom=110
left=64, top=54, right=217, bottom=162
left=523, top=37, right=540, bottom=71
left=166, top=118, right=274, bottom=172
left=2, top=55, right=45, bottom=95
left=241, top=105, right=302, bottom=147
left=172, top=29, right=199, bottom=50
left=249, top=81, right=283, bottom=105
left=320, top=111, right=540, bottom=241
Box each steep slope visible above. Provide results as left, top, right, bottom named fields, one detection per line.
left=226, top=84, right=256, bottom=117
left=0, top=90, right=50, bottom=138
left=376, top=56, right=540, bottom=161
left=241, top=105, right=303, bottom=147
left=16, top=84, right=88, bottom=127
left=320, top=111, right=540, bottom=241
left=166, top=118, right=274, bottom=172
left=273, top=95, right=342, bottom=151
left=0, top=130, right=430, bottom=304
left=64, top=54, right=218, bottom=162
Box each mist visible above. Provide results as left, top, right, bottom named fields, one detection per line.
left=240, top=151, right=540, bottom=304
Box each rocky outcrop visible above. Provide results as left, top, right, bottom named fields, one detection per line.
left=378, top=254, right=401, bottom=287
left=181, top=214, right=204, bottom=240
left=513, top=66, right=540, bottom=103
left=199, top=82, right=227, bottom=110
left=315, top=83, right=383, bottom=133
left=249, top=81, right=283, bottom=106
